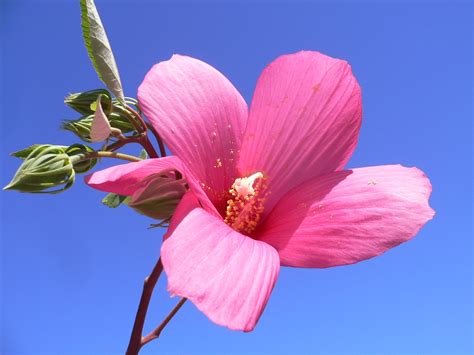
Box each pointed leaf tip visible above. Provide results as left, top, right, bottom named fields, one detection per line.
left=80, top=0, right=125, bottom=102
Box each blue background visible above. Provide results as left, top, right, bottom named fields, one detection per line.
left=1, top=1, right=472, bottom=354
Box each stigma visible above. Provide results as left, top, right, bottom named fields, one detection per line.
left=224, top=172, right=267, bottom=235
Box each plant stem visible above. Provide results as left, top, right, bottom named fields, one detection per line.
left=114, top=105, right=159, bottom=158
left=140, top=298, right=187, bottom=348
left=107, top=137, right=141, bottom=152
left=138, top=135, right=159, bottom=159
left=88, top=151, right=142, bottom=162
left=126, top=258, right=164, bottom=355
left=146, top=123, right=167, bottom=157
left=126, top=106, right=147, bottom=133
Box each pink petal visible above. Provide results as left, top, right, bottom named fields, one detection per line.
left=84, top=156, right=219, bottom=216
left=163, top=190, right=200, bottom=240
left=90, top=98, right=112, bottom=142
left=85, top=157, right=182, bottom=195
left=257, top=165, right=435, bottom=268
left=138, top=55, right=248, bottom=212
left=161, top=207, right=280, bottom=331
left=239, top=51, right=362, bottom=213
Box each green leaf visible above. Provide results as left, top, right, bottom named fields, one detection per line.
left=102, top=193, right=128, bottom=208
left=80, top=0, right=125, bottom=103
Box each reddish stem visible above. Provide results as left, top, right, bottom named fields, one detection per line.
left=126, top=106, right=148, bottom=133
left=140, top=298, right=187, bottom=348
left=107, top=136, right=141, bottom=152
left=146, top=123, right=167, bottom=157
left=126, top=258, right=163, bottom=355
left=138, top=135, right=159, bottom=158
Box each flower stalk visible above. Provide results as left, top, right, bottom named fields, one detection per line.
left=126, top=258, right=163, bottom=355
left=141, top=298, right=187, bottom=347
left=87, top=151, right=142, bottom=162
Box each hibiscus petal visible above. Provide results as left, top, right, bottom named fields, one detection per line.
left=138, top=55, right=248, bottom=212
left=163, top=190, right=200, bottom=240
left=239, top=51, right=362, bottom=213
left=161, top=208, right=280, bottom=331
left=84, top=156, right=220, bottom=216
left=257, top=165, right=434, bottom=268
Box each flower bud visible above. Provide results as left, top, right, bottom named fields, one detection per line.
left=64, top=89, right=112, bottom=115
left=4, top=145, right=76, bottom=194
left=66, top=144, right=97, bottom=174
left=127, top=170, right=187, bottom=220
left=61, top=112, right=135, bottom=142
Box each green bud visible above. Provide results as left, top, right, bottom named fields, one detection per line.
left=108, top=112, right=136, bottom=133
left=127, top=170, right=187, bottom=220
left=61, top=112, right=135, bottom=142
left=4, top=145, right=76, bottom=194
left=66, top=144, right=97, bottom=174
left=64, top=89, right=112, bottom=115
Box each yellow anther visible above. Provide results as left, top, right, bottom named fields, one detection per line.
left=224, top=172, right=267, bottom=235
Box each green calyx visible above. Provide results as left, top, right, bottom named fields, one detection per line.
left=64, top=89, right=112, bottom=115
left=62, top=112, right=135, bottom=142
left=66, top=144, right=97, bottom=174
left=62, top=91, right=139, bottom=142
left=5, top=144, right=97, bottom=194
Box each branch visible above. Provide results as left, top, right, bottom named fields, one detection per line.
left=126, top=258, right=163, bottom=355
left=106, top=136, right=141, bottom=152
left=141, top=298, right=187, bottom=347
left=138, top=135, right=159, bottom=159
left=146, top=122, right=167, bottom=158
left=81, top=151, right=142, bottom=163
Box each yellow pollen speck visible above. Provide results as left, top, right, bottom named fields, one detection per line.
left=214, top=158, right=223, bottom=168
left=224, top=172, right=267, bottom=235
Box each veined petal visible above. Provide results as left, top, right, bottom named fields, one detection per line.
left=138, top=55, right=248, bottom=212
left=239, top=51, right=362, bottom=214
left=84, top=156, right=219, bottom=217
left=161, top=208, right=280, bottom=331
left=257, top=165, right=434, bottom=268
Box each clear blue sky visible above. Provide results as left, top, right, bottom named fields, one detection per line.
left=1, top=1, right=472, bottom=354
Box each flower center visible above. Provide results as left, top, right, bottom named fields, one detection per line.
left=224, top=172, right=267, bottom=235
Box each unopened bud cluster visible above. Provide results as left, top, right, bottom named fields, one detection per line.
left=62, top=89, right=137, bottom=142
left=4, top=144, right=96, bottom=194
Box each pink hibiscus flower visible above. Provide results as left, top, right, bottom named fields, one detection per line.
left=86, top=51, right=434, bottom=331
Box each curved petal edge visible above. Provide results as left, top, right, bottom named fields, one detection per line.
left=258, top=165, right=435, bottom=268
left=162, top=208, right=280, bottom=331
